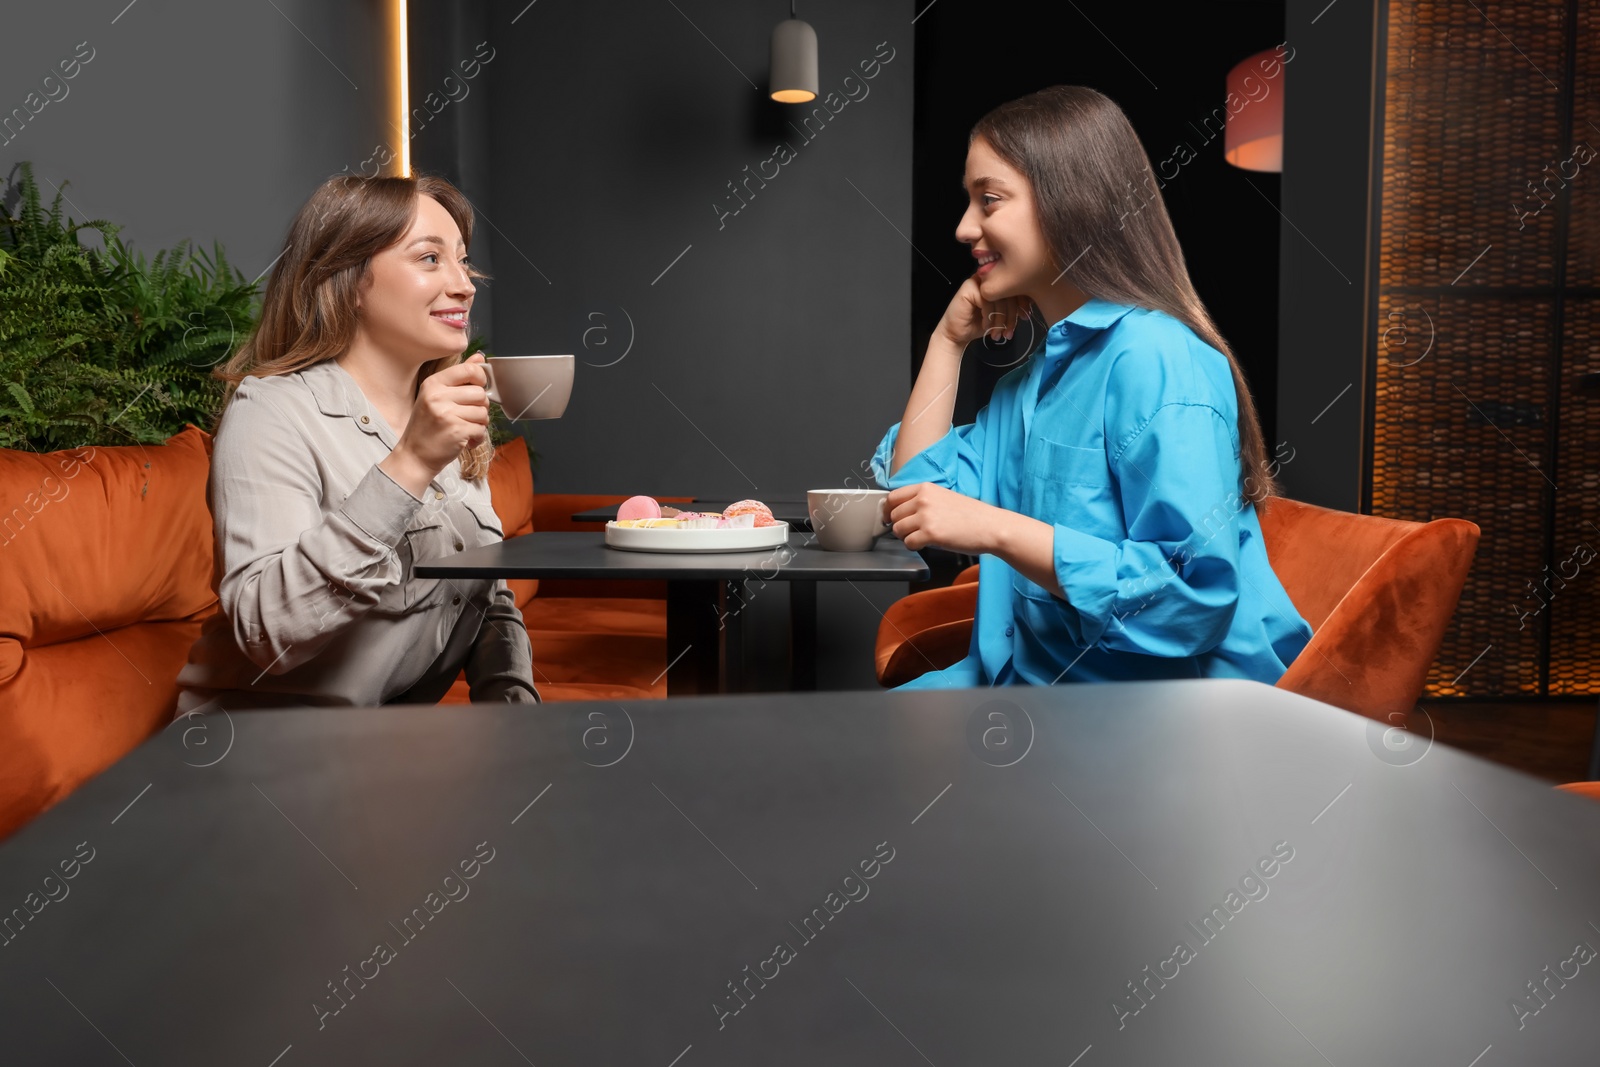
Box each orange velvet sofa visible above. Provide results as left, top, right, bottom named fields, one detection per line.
left=0, top=425, right=670, bottom=840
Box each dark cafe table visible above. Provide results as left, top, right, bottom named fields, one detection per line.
left=5, top=680, right=1600, bottom=1064
left=571, top=499, right=815, bottom=530
left=417, top=531, right=929, bottom=695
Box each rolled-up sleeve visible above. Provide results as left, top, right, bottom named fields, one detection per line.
left=212, top=380, right=423, bottom=675
left=465, top=580, right=540, bottom=702
left=1041, top=402, right=1243, bottom=657
left=869, top=404, right=991, bottom=496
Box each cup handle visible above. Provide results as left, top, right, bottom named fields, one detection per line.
left=877, top=498, right=892, bottom=534
left=481, top=362, right=499, bottom=405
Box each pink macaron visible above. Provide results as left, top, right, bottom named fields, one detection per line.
left=617, top=495, right=662, bottom=521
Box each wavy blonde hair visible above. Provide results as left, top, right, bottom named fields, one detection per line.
left=213, top=172, right=494, bottom=481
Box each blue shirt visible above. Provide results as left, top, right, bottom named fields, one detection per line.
left=869, top=298, right=1312, bottom=689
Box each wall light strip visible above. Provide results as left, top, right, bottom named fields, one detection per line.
left=398, top=0, right=410, bottom=176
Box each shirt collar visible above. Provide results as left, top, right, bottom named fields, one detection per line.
left=299, top=359, right=390, bottom=442
left=1061, top=296, right=1139, bottom=330
left=1041, top=297, right=1139, bottom=361
left=1017, top=298, right=1135, bottom=443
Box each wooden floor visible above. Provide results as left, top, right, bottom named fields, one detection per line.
left=1409, top=698, right=1597, bottom=784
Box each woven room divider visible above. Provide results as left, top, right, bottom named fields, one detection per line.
left=1370, top=0, right=1598, bottom=697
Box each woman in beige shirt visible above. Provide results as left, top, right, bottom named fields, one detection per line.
left=175, top=173, right=539, bottom=714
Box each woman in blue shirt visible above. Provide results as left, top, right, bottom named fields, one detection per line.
left=871, top=86, right=1312, bottom=688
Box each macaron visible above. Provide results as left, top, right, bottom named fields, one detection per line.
left=617, top=495, right=662, bottom=521
left=724, top=499, right=777, bottom=527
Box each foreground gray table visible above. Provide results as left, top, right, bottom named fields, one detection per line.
left=2, top=680, right=1598, bottom=1064
left=418, top=531, right=929, bottom=694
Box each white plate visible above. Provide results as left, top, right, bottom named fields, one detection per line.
left=604, top=521, right=791, bottom=554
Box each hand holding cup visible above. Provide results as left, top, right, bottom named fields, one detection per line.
left=394, top=352, right=492, bottom=478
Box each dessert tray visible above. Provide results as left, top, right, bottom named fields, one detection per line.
left=603, top=497, right=791, bottom=554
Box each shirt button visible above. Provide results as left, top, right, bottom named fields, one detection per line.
left=454, top=540, right=464, bottom=552
left=1005, top=625, right=1015, bottom=637
left=452, top=595, right=461, bottom=605
left=360, top=415, right=370, bottom=424
left=434, top=491, right=445, bottom=501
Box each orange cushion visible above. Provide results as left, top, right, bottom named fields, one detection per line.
left=534, top=578, right=671, bottom=601
left=874, top=581, right=979, bottom=687
left=1556, top=782, right=1600, bottom=803
left=526, top=631, right=666, bottom=694
left=0, top=617, right=206, bottom=839
left=0, top=426, right=217, bottom=683
left=1263, top=498, right=1480, bottom=720
left=486, top=435, right=534, bottom=531
left=1256, top=495, right=1421, bottom=631
left=486, top=437, right=537, bottom=604
left=522, top=597, right=666, bottom=638
left=445, top=604, right=669, bottom=702
left=535, top=682, right=658, bottom=701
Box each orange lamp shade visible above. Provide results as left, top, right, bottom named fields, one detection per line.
left=1224, top=48, right=1285, bottom=172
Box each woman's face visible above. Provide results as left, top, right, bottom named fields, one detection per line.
left=955, top=136, right=1055, bottom=304
left=355, top=193, right=476, bottom=365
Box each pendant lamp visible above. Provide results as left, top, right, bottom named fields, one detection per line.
left=1224, top=48, right=1285, bottom=172
left=769, top=2, right=818, bottom=104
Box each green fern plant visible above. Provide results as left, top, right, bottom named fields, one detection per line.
left=0, top=161, right=258, bottom=451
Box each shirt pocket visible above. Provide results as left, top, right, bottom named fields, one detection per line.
left=372, top=513, right=447, bottom=615
left=1021, top=435, right=1112, bottom=524
left=463, top=497, right=504, bottom=546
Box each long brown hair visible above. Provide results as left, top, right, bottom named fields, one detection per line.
left=972, top=86, right=1278, bottom=501
left=214, top=172, right=494, bottom=481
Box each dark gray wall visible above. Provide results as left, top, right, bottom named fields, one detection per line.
left=1276, top=0, right=1377, bottom=510
left=2, top=0, right=397, bottom=285
left=470, top=0, right=913, bottom=503
left=405, top=0, right=499, bottom=339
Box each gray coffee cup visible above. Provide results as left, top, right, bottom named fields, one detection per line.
left=483, top=354, right=574, bottom=420
left=807, top=488, right=892, bottom=552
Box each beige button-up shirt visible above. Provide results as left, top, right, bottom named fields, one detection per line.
left=175, top=358, right=539, bottom=714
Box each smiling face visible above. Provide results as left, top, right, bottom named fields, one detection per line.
left=955, top=136, right=1058, bottom=306
left=354, top=193, right=475, bottom=366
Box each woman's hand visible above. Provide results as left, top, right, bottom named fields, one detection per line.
left=395, top=352, right=492, bottom=476
left=887, top=482, right=1006, bottom=554
left=888, top=483, right=1065, bottom=597
left=936, top=275, right=1034, bottom=348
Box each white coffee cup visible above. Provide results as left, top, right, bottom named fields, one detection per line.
left=808, top=488, right=892, bottom=552
left=482, top=354, right=574, bottom=420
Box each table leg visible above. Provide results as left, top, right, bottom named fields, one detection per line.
left=719, top=579, right=745, bottom=693
left=666, top=579, right=721, bottom=696
left=789, top=579, right=817, bottom=690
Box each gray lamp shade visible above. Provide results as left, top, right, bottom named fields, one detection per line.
left=769, top=18, right=818, bottom=103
